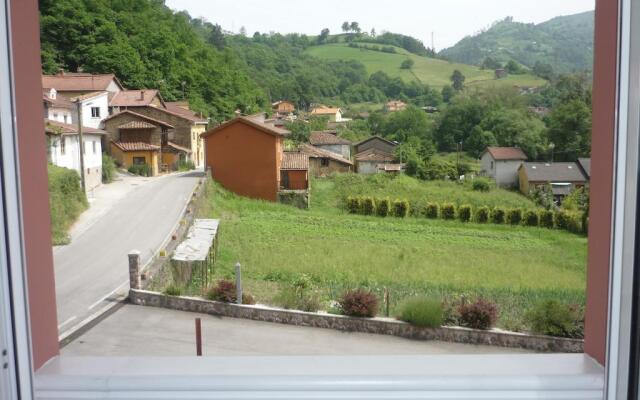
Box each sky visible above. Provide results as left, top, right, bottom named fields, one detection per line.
left=165, top=0, right=594, bottom=50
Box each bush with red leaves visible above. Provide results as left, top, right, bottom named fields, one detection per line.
left=457, top=298, right=498, bottom=330
left=206, top=279, right=255, bottom=304
left=338, top=289, right=379, bottom=318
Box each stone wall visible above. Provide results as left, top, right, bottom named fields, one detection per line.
left=278, top=189, right=309, bottom=209
left=129, top=289, right=584, bottom=353
left=129, top=106, right=194, bottom=150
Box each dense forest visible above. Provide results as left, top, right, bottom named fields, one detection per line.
left=439, top=11, right=594, bottom=73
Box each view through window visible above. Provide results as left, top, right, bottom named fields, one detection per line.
left=40, top=0, right=597, bottom=360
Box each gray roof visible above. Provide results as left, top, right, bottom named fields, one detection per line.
left=520, top=162, right=588, bottom=183
left=577, top=158, right=591, bottom=179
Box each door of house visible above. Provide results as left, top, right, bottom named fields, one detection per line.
left=281, top=171, right=289, bottom=189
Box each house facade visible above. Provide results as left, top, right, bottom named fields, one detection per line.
left=480, top=146, right=528, bottom=187
left=299, top=144, right=353, bottom=177
left=272, top=100, right=295, bottom=116
left=309, top=131, right=351, bottom=160
left=355, top=148, right=397, bottom=174
left=384, top=100, right=407, bottom=112
left=280, top=152, right=309, bottom=190
left=202, top=116, right=298, bottom=202
left=45, top=119, right=106, bottom=191
left=518, top=162, right=589, bottom=201
left=310, top=106, right=344, bottom=122
left=42, top=71, right=124, bottom=99
left=71, top=91, right=109, bottom=129
left=354, top=136, right=397, bottom=155
left=42, top=88, right=74, bottom=124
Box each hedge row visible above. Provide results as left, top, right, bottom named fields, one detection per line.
left=345, top=196, right=586, bottom=234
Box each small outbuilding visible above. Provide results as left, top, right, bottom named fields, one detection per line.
left=299, top=144, right=353, bottom=177
left=309, top=130, right=351, bottom=160
left=480, top=146, right=528, bottom=188
left=355, top=148, right=397, bottom=175
left=518, top=162, right=588, bottom=202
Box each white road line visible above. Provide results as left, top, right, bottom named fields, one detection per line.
left=57, top=316, right=77, bottom=330
left=87, top=279, right=129, bottom=311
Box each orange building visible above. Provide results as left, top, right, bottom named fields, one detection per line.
left=202, top=116, right=308, bottom=202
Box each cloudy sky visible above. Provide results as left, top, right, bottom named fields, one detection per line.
left=165, top=0, right=594, bottom=50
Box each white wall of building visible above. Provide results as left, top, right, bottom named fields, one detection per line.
left=480, top=153, right=522, bottom=187
left=80, top=92, right=109, bottom=129
left=48, top=133, right=104, bottom=190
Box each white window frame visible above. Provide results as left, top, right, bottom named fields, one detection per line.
left=90, top=106, right=100, bottom=118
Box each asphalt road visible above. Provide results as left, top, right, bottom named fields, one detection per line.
left=54, top=171, right=202, bottom=338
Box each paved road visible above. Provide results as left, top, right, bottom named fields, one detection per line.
left=54, top=171, right=202, bottom=338
left=63, top=305, right=528, bottom=356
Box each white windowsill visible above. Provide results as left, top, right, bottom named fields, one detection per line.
left=35, top=354, right=604, bottom=399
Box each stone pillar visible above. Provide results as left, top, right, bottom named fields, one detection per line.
left=128, top=250, right=141, bottom=290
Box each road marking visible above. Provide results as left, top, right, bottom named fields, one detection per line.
left=87, top=280, right=129, bottom=310
left=57, top=316, right=77, bottom=330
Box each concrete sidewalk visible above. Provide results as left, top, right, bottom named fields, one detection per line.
left=63, top=305, right=529, bottom=356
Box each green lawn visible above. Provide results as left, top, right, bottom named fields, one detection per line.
left=305, top=43, right=546, bottom=89
left=197, top=176, right=586, bottom=331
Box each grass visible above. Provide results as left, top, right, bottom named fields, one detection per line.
left=48, top=164, right=88, bottom=245
left=200, top=176, right=586, bottom=331
left=305, top=43, right=546, bottom=89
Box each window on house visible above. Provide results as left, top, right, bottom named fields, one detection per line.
left=321, top=158, right=329, bottom=167
left=60, top=136, right=66, bottom=155
left=133, top=156, right=146, bottom=165
left=490, top=161, right=494, bottom=169
left=53, top=112, right=58, bottom=120
left=92, top=141, right=96, bottom=154
left=91, top=107, right=100, bottom=118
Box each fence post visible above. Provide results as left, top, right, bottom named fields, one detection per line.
left=235, top=262, right=242, bottom=305
left=384, top=288, right=390, bottom=317
left=128, top=250, right=141, bottom=290
left=195, top=318, right=202, bottom=356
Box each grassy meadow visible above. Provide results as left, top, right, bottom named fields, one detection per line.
left=305, top=43, right=546, bottom=88
left=196, top=175, right=587, bottom=331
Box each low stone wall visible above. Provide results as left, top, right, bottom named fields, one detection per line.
left=129, top=289, right=583, bottom=353
left=278, top=189, right=309, bottom=209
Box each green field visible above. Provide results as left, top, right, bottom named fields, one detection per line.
left=196, top=175, right=586, bottom=331
left=305, top=43, right=546, bottom=88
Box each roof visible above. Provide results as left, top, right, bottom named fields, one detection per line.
left=166, top=141, right=192, bottom=153
left=354, top=148, right=396, bottom=163
left=111, top=141, right=160, bottom=152
left=484, top=147, right=528, bottom=161
left=354, top=135, right=398, bottom=148
left=118, top=121, right=156, bottom=129
left=272, top=100, right=294, bottom=106
left=577, top=158, right=591, bottom=179
left=44, top=119, right=107, bottom=135
left=201, top=116, right=290, bottom=139
left=109, top=90, right=164, bottom=108
left=69, top=91, right=107, bottom=102
left=299, top=144, right=354, bottom=166
left=165, top=102, right=208, bottom=123
left=42, top=73, right=124, bottom=92
left=309, top=131, right=351, bottom=146
left=43, top=94, right=74, bottom=109
left=103, top=110, right=174, bottom=129
left=281, top=152, right=309, bottom=170
left=311, top=107, right=341, bottom=115
left=520, top=162, right=588, bottom=183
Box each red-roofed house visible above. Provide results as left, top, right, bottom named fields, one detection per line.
left=480, top=146, right=528, bottom=187
left=42, top=71, right=124, bottom=99
left=309, top=131, right=351, bottom=160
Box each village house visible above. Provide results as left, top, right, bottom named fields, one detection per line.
left=109, top=91, right=208, bottom=168
left=42, top=88, right=74, bottom=124
left=45, top=119, right=107, bottom=191
left=518, top=162, right=589, bottom=202
left=309, top=130, right=351, bottom=160
left=42, top=71, right=124, bottom=99
left=69, top=91, right=109, bottom=129
left=480, top=146, right=528, bottom=187
left=354, top=135, right=398, bottom=155
left=102, top=110, right=190, bottom=176
left=495, top=68, right=507, bottom=79
left=201, top=115, right=309, bottom=203
left=384, top=100, right=407, bottom=112
left=310, top=106, right=345, bottom=122
left=578, top=157, right=591, bottom=180
left=272, top=100, right=295, bottom=116
left=299, top=144, right=353, bottom=177
left=355, top=148, right=398, bottom=174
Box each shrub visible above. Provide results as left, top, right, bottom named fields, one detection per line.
left=506, top=208, right=522, bottom=225
left=177, top=159, right=196, bottom=171
left=397, top=297, right=443, bottom=328
left=163, top=284, right=182, bottom=296
left=393, top=199, right=410, bottom=218
left=458, top=205, right=472, bottom=222
left=491, top=207, right=505, bottom=224
left=376, top=198, right=390, bottom=217
left=566, top=213, right=584, bottom=234
left=472, top=178, right=491, bottom=192
left=274, top=286, right=321, bottom=312
left=361, top=197, right=376, bottom=216
left=539, top=210, right=554, bottom=228
left=128, top=163, right=152, bottom=177
left=555, top=210, right=570, bottom=230
left=457, top=298, right=498, bottom=330
left=101, top=153, right=116, bottom=183
left=338, top=289, right=379, bottom=317
left=48, top=164, right=88, bottom=245
left=346, top=196, right=360, bottom=214
left=441, top=203, right=456, bottom=220
left=425, top=202, right=439, bottom=219
left=206, top=279, right=254, bottom=304
left=525, top=300, right=583, bottom=338
left=523, top=210, right=539, bottom=227
left=476, top=206, right=490, bottom=223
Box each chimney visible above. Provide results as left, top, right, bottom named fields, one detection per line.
left=139, top=90, right=145, bottom=101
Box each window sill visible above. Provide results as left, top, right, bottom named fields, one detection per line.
left=35, top=354, right=603, bottom=399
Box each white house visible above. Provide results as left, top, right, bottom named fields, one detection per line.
left=70, top=91, right=109, bottom=129
left=480, top=146, right=528, bottom=187
left=42, top=88, right=74, bottom=124
left=310, top=106, right=347, bottom=123
left=45, top=119, right=107, bottom=191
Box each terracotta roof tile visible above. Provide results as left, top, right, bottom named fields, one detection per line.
left=44, top=119, right=107, bottom=135
left=311, top=106, right=341, bottom=115
left=111, top=141, right=160, bottom=152
left=118, top=121, right=156, bottom=129
left=354, top=148, right=396, bottom=162
left=281, top=152, right=309, bottom=170
left=42, top=73, right=123, bottom=92
left=299, top=144, right=353, bottom=166
left=43, top=94, right=74, bottom=109
left=109, top=90, right=163, bottom=107
left=103, top=110, right=174, bottom=129
left=69, top=91, right=107, bottom=102
left=201, top=116, right=290, bottom=139
left=309, top=131, right=351, bottom=145
left=485, top=147, right=528, bottom=161
left=165, top=102, right=208, bottom=123
left=166, top=141, right=192, bottom=153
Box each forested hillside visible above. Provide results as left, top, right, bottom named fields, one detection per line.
left=39, top=0, right=267, bottom=120
left=439, top=11, right=594, bottom=73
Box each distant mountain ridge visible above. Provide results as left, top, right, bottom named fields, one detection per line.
left=439, top=11, right=594, bottom=73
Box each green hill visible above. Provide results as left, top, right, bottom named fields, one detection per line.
left=305, top=43, right=545, bottom=88
left=439, top=11, right=594, bottom=73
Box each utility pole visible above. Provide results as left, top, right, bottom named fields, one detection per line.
left=431, top=32, right=435, bottom=52
left=75, top=100, right=86, bottom=191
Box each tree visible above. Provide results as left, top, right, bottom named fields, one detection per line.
left=546, top=99, right=592, bottom=161
left=349, top=21, right=361, bottom=34
left=318, top=28, right=330, bottom=44
left=466, top=126, right=497, bottom=157
left=533, top=61, right=554, bottom=80
left=450, top=70, right=465, bottom=91
left=342, top=22, right=350, bottom=33
left=370, top=28, right=376, bottom=37
left=207, top=24, right=226, bottom=50
left=505, top=60, right=524, bottom=74
left=239, top=26, right=247, bottom=36
left=481, top=56, right=501, bottom=70
left=400, top=59, right=415, bottom=70
left=441, top=85, right=454, bottom=103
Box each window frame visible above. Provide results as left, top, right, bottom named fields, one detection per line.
left=90, top=106, right=100, bottom=119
